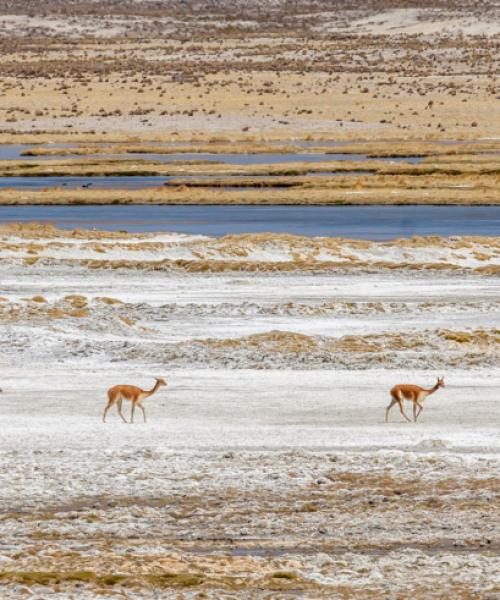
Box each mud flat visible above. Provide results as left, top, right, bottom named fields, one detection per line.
left=0, top=224, right=498, bottom=598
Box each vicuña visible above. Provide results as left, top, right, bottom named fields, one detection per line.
left=103, top=377, right=167, bottom=423
left=385, top=377, right=445, bottom=423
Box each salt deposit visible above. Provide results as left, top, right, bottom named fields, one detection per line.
left=0, top=225, right=498, bottom=598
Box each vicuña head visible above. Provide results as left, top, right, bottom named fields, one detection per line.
left=103, top=376, right=168, bottom=424
left=385, top=375, right=445, bottom=423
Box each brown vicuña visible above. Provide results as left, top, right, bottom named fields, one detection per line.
left=103, top=377, right=167, bottom=423
left=385, top=377, right=445, bottom=423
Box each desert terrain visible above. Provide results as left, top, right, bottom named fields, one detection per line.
left=0, top=1, right=498, bottom=598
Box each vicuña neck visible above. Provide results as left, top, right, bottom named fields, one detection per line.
left=147, top=381, right=159, bottom=396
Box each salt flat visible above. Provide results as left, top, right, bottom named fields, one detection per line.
left=0, top=226, right=498, bottom=598
left=1, top=367, right=499, bottom=453
left=0, top=367, right=498, bottom=599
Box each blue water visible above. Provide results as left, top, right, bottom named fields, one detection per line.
left=0, top=171, right=373, bottom=191
left=0, top=144, right=423, bottom=165
left=0, top=176, right=172, bottom=190
left=0, top=144, right=416, bottom=192
left=133, top=152, right=372, bottom=164
left=0, top=205, right=498, bottom=239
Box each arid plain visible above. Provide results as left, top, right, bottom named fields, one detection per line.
left=0, top=1, right=499, bottom=599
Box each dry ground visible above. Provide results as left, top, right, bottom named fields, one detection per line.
left=0, top=4, right=498, bottom=596
left=0, top=368, right=498, bottom=599
left=0, top=0, right=498, bottom=141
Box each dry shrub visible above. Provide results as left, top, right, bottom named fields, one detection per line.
left=95, top=296, right=123, bottom=304
left=213, top=330, right=317, bottom=353
left=439, top=330, right=498, bottom=345
left=119, top=317, right=135, bottom=326
left=67, top=309, right=89, bottom=318
left=64, top=295, right=88, bottom=308
left=47, top=308, right=66, bottom=319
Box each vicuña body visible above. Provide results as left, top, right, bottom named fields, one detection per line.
left=103, top=377, right=167, bottom=423
left=385, top=377, right=445, bottom=423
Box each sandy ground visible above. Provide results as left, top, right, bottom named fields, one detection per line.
left=1, top=71, right=496, bottom=140
left=0, top=226, right=498, bottom=597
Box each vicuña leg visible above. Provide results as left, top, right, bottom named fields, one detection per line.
left=117, top=398, right=127, bottom=423
left=138, top=402, right=146, bottom=422
left=415, top=402, right=424, bottom=421
left=397, top=400, right=411, bottom=422
left=102, top=399, right=114, bottom=423
left=385, top=398, right=397, bottom=423
left=131, top=401, right=136, bottom=423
